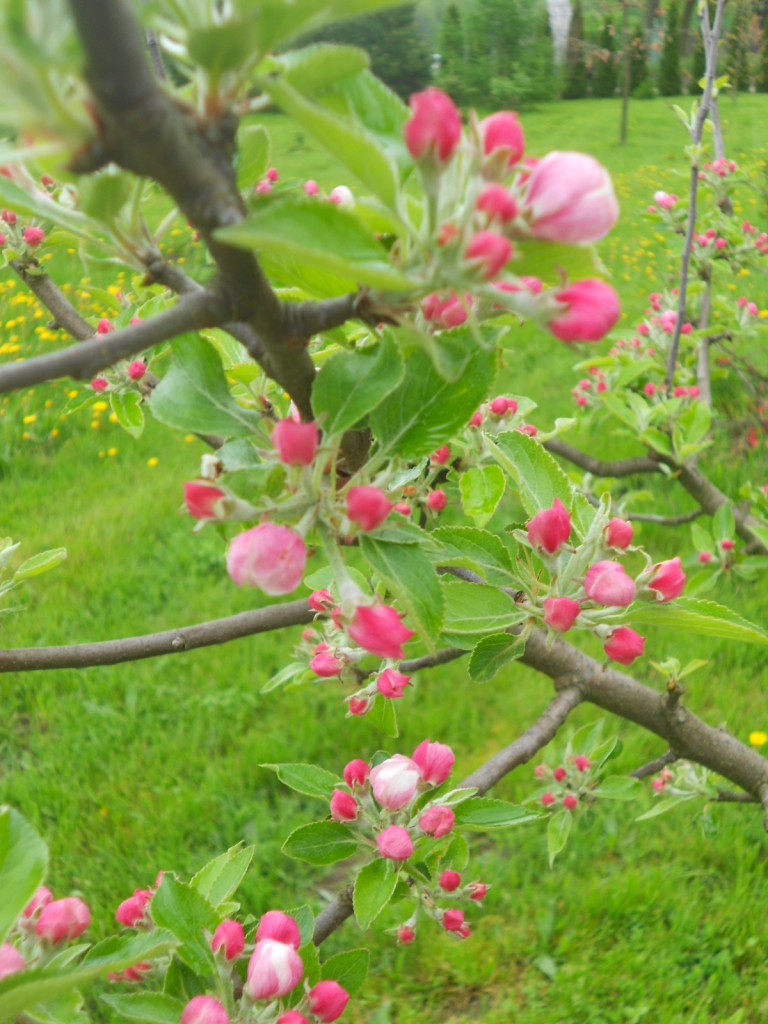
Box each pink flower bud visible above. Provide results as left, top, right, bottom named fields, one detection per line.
left=376, top=825, right=414, bottom=862
left=304, top=180, right=319, bottom=196
left=227, top=524, right=307, bottom=595
left=553, top=766, right=567, bottom=782
left=370, top=755, right=421, bottom=810
left=308, top=589, right=333, bottom=613
left=442, top=909, right=469, bottom=936
left=605, top=518, right=633, bottom=549
left=246, top=939, right=303, bottom=1000
left=1, top=209, right=16, bottom=224
left=653, top=191, right=677, bottom=210
left=397, top=925, right=416, bottom=944
left=329, top=185, right=354, bottom=208
left=464, top=230, right=513, bottom=279
left=181, top=997, right=229, bottom=1024
left=36, top=897, right=91, bottom=944
left=347, top=604, right=414, bottom=659
left=584, top=560, right=635, bottom=607
left=468, top=882, right=488, bottom=902
left=211, top=920, right=245, bottom=960
left=412, top=739, right=455, bottom=785
left=526, top=499, right=571, bottom=554
left=574, top=756, right=591, bottom=772
left=128, top=360, right=146, bottom=381
left=721, top=539, right=735, bottom=551
left=534, top=764, right=548, bottom=779
left=307, top=980, right=351, bottom=1023
left=115, top=889, right=152, bottom=928
left=96, top=319, right=113, bottom=334
left=427, top=490, right=447, bottom=512
left=23, top=885, right=52, bottom=918
left=266, top=168, right=279, bottom=183
left=255, top=180, right=272, bottom=195
left=563, top=794, right=578, bottom=810
left=0, top=944, right=24, bottom=981
left=541, top=792, right=556, bottom=806
left=431, top=445, right=451, bottom=464
left=418, top=806, right=455, bottom=838
left=543, top=597, right=580, bottom=633
left=343, top=759, right=370, bottom=787
left=648, top=557, right=685, bottom=602
left=439, top=870, right=462, bottom=892
left=376, top=669, right=411, bottom=699
left=90, top=377, right=109, bottom=392
left=348, top=697, right=370, bottom=717
left=698, top=551, right=712, bottom=564
left=603, top=626, right=646, bottom=666
left=346, top=486, right=392, bottom=531
left=184, top=481, right=227, bottom=521
left=480, top=111, right=525, bottom=167
left=255, top=910, right=301, bottom=949
left=523, top=152, right=618, bottom=244
left=651, top=778, right=666, bottom=793
left=310, top=648, right=344, bottom=678
left=476, top=184, right=518, bottom=223
left=404, top=88, right=462, bottom=163
left=330, top=790, right=359, bottom=822
left=23, top=226, right=45, bottom=247
left=277, top=1014, right=309, bottom=1024
left=548, top=280, right=621, bottom=343
left=272, top=419, right=318, bottom=466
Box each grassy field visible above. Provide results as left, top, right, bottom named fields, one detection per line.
left=2, top=95, right=768, bottom=1024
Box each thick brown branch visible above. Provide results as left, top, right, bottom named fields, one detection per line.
left=0, top=600, right=313, bottom=671
left=0, top=289, right=226, bottom=391
left=11, top=260, right=94, bottom=341
left=544, top=439, right=661, bottom=478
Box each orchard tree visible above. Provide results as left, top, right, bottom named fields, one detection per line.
left=659, top=0, right=683, bottom=94
left=726, top=0, right=752, bottom=92
left=1, top=1, right=768, bottom=1024
left=563, top=0, right=589, bottom=97
left=593, top=16, right=618, bottom=97
left=630, top=22, right=650, bottom=89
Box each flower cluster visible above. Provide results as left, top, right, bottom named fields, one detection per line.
left=0, top=208, right=46, bottom=251
left=0, top=886, right=91, bottom=983
left=535, top=754, right=593, bottom=811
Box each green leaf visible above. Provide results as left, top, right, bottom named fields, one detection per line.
left=511, top=239, right=602, bottom=287
left=454, top=798, right=544, bottom=831
left=188, top=19, right=262, bottom=74
left=431, top=526, right=515, bottom=586
left=273, top=43, right=369, bottom=95
left=189, top=844, right=255, bottom=908
left=27, top=989, right=84, bottom=1024
left=636, top=795, right=696, bottom=821
left=150, top=876, right=219, bottom=976
left=298, top=942, right=322, bottom=988
left=546, top=809, right=572, bottom=867
left=626, top=597, right=768, bottom=646
left=236, top=124, right=271, bottom=191
left=440, top=579, right=523, bottom=649
left=78, top=170, right=132, bottom=224
left=459, top=466, right=506, bottom=527
left=353, top=859, right=396, bottom=930
left=359, top=536, right=443, bottom=651
left=441, top=832, right=469, bottom=871
left=261, top=763, right=340, bottom=800
left=110, top=392, right=144, bottom=439
left=0, top=177, right=96, bottom=242
left=285, top=905, right=315, bottom=947
left=592, top=776, right=641, bottom=801
left=321, top=948, right=370, bottom=996
left=319, top=70, right=409, bottom=176
left=468, top=632, right=526, bottom=683
left=490, top=431, right=572, bottom=517
left=216, top=200, right=413, bottom=292
left=370, top=346, right=496, bottom=460
left=282, top=822, right=359, bottom=866
left=312, top=334, right=404, bottom=434
left=100, top=994, right=184, bottom=1024
left=713, top=503, right=735, bottom=542
left=150, top=334, right=261, bottom=438
left=0, top=807, right=48, bottom=944
left=13, top=548, right=67, bottom=581
left=257, top=76, right=400, bottom=210
left=364, top=696, right=399, bottom=738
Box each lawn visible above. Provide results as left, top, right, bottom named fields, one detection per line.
left=2, top=94, right=768, bottom=1023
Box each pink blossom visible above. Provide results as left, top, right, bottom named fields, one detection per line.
left=348, top=697, right=370, bottom=716
left=442, top=909, right=469, bottom=937
left=127, top=360, right=146, bottom=381
left=418, top=806, right=455, bottom=838
left=422, top=291, right=469, bottom=329
left=183, top=481, right=227, bottom=521
left=23, top=226, right=45, bottom=247
left=115, top=889, right=152, bottom=928
left=648, top=557, right=686, bottom=602
left=370, top=755, right=421, bottom=810
left=404, top=88, right=462, bottom=163
left=307, top=980, right=351, bottom=1023
left=464, top=230, right=513, bottom=279
left=304, top=180, right=319, bottom=196
left=722, top=539, right=735, bottom=551
left=343, top=759, right=370, bottom=787
left=563, top=794, right=578, bottom=810
left=698, top=551, right=712, bottom=564
left=90, top=377, right=109, bottom=392
left=653, top=191, right=678, bottom=210
left=310, top=647, right=344, bottom=678
left=1, top=209, right=16, bottom=224
left=376, top=669, right=411, bottom=699
left=226, top=523, right=307, bottom=595
left=480, top=111, right=525, bottom=167
left=397, top=925, right=416, bottom=944
left=181, top=996, right=229, bottom=1024
left=412, top=739, right=455, bottom=785
left=376, top=825, right=414, bottom=862
left=548, top=280, right=621, bottom=343
left=272, top=419, right=318, bottom=466
left=439, top=870, right=462, bottom=892
left=467, top=882, right=488, bottom=902
left=553, top=766, right=567, bottom=782
left=308, top=589, right=333, bottom=613
left=541, top=792, right=556, bottom=806
left=427, top=490, right=447, bottom=512
left=605, top=518, right=633, bottom=549
left=0, top=944, right=24, bottom=981
left=211, top=920, right=245, bottom=960
left=603, top=626, right=646, bottom=665
left=246, top=939, right=303, bottom=1000
left=523, top=152, right=618, bottom=244
left=574, top=756, right=591, bottom=772
left=584, top=560, right=636, bottom=607
left=277, top=1014, right=309, bottom=1024
left=431, top=445, right=451, bottom=464
left=36, top=897, right=91, bottom=944
left=543, top=597, right=581, bottom=633
left=255, top=180, right=272, bottom=195
left=330, top=790, right=359, bottom=822
left=526, top=499, right=572, bottom=554
left=329, top=185, right=354, bottom=208
left=346, top=486, right=392, bottom=531
left=476, top=184, right=518, bottom=223
left=255, top=910, right=301, bottom=949
left=347, top=604, right=414, bottom=659
left=23, top=886, right=52, bottom=918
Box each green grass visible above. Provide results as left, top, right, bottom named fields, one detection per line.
left=2, top=95, right=768, bottom=1023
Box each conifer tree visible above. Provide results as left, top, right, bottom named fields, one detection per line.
left=659, top=1, right=682, bottom=95
left=563, top=0, right=588, bottom=99
left=594, top=16, right=618, bottom=97
left=758, top=11, right=768, bottom=93
left=726, top=0, right=751, bottom=93
left=630, top=23, right=649, bottom=90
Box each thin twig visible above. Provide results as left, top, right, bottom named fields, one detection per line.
left=544, top=439, right=661, bottom=478
left=630, top=750, right=678, bottom=779
left=11, top=260, right=94, bottom=341
left=627, top=509, right=704, bottom=526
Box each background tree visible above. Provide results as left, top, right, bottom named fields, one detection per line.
left=759, top=8, right=768, bottom=91
left=436, top=2, right=466, bottom=102
left=563, top=0, right=589, bottom=97
left=727, top=0, right=752, bottom=92
left=593, top=16, right=618, bottom=96
left=630, top=22, right=650, bottom=89
left=659, top=0, right=682, bottom=95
